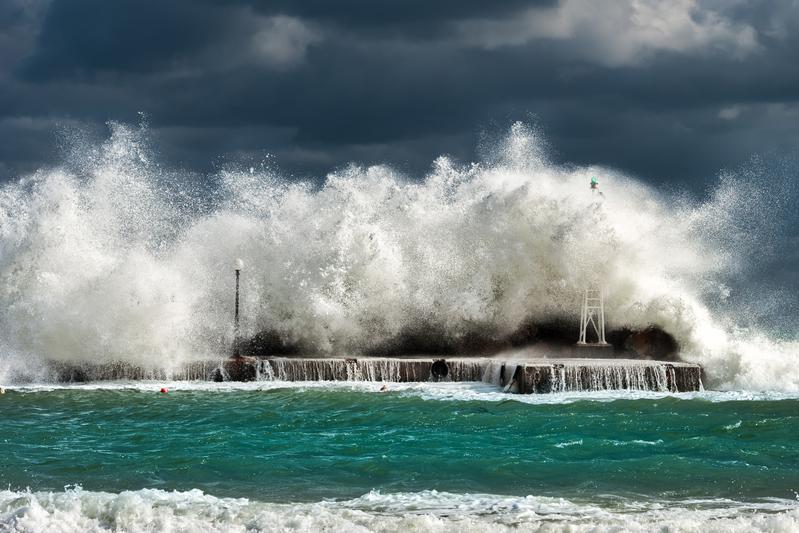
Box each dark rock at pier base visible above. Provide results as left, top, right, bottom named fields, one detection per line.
left=239, top=320, right=681, bottom=362
left=223, top=357, right=257, bottom=382
left=623, top=327, right=680, bottom=360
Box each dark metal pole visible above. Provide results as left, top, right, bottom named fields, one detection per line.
left=234, top=268, right=241, bottom=357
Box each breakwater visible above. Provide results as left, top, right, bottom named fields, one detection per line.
left=43, top=357, right=702, bottom=393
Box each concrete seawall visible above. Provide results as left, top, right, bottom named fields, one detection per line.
left=225, top=357, right=703, bottom=393
left=47, top=356, right=703, bottom=393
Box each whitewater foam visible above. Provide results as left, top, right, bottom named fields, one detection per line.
left=1, top=487, right=797, bottom=533
left=0, top=121, right=797, bottom=390
left=4, top=380, right=798, bottom=404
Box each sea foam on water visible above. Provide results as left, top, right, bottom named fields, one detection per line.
left=0, top=121, right=796, bottom=390
left=1, top=488, right=798, bottom=533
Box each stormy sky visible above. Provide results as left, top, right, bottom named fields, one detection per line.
left=1, top=0, right=799, bottom=190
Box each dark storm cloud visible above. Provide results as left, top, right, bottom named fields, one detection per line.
left=0, top=0, right=798, bottom=190
left=20, top=0, right=226, bottom=79
left=230, top=0, right=555, bottom=37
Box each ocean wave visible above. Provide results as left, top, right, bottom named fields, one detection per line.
left=1, top=487, right=797, bottom=533
left=1, top=121, right=797, bottom=390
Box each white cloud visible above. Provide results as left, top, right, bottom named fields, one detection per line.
left=251, top=16, right=322, bottom=68
left=718, top=106, right=742, bottom=120
left=455, top=0, right=760, bottom=66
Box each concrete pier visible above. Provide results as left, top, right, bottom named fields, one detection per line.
left=45, top=356, right=703, bottom=393
left=497, top=359, right=702, bottom=393
left=222, top=356, right=702, bottom=393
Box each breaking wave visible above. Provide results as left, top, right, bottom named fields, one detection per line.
left=1, top=487, right=798, bottom=533
left=0, top=121, right=796, bottom=389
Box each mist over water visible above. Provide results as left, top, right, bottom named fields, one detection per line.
left=0, top=121, right=796, bottom=389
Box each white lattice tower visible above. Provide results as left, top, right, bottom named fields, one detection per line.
left=576, top=176, right=610, bottom=346
left=578, top=287, right=608, bottom=345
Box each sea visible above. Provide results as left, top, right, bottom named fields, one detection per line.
left=1, top=382, right=798, bottom=531
left=1, top=122, right=798, bottom=531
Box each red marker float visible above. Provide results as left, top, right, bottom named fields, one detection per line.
left=160, top=387, right=168, bottom=394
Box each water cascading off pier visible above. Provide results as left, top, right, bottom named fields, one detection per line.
left=44, top=357, right=702, bottom=393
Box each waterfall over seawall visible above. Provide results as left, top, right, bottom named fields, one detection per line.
left=256, top=358, right=489, bottom=383
left=520, top=360, right=702, bottom=393
left=34, top=357, right=702, bottom=393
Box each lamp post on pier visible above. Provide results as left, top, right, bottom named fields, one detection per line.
left=233, top=258, right=243, bottom=357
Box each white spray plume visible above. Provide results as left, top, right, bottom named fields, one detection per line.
left=0, top=121, right=796, bottom=390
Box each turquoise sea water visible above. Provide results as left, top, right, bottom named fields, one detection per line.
left=2, top=383, right=799, bottom=531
